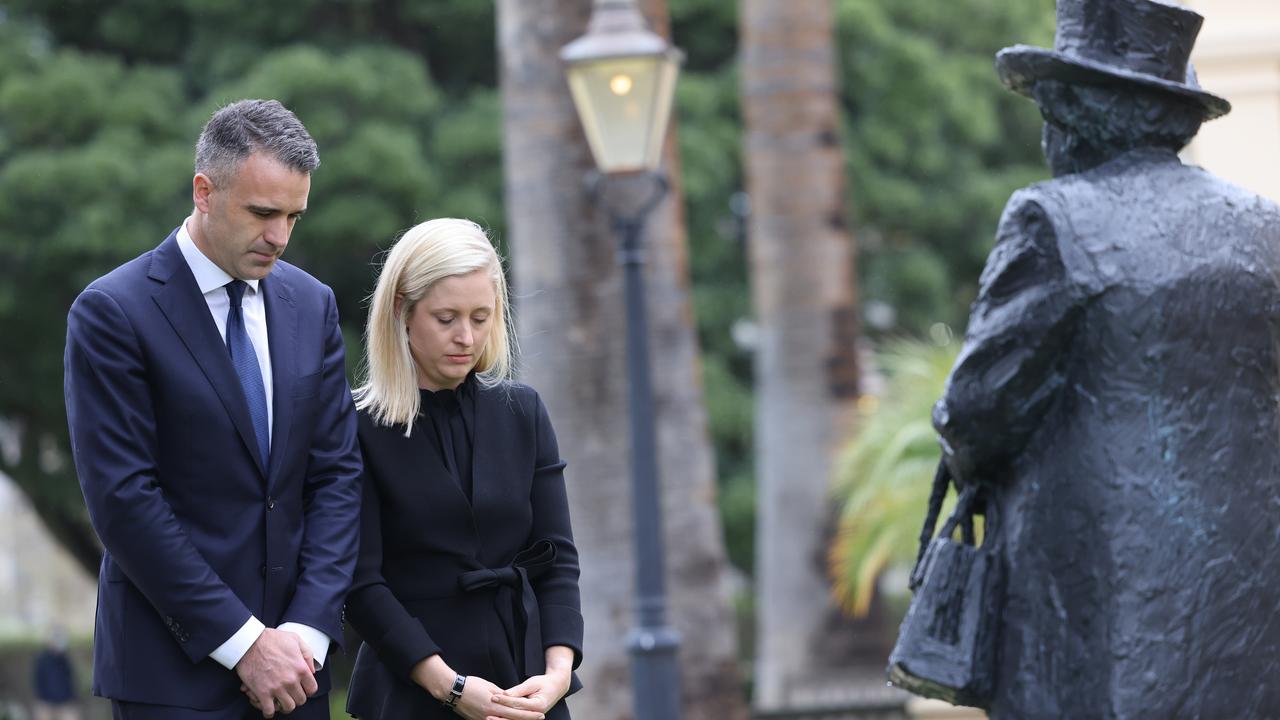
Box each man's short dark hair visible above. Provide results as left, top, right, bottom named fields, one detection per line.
left=194, top=99, right=320, bottom=187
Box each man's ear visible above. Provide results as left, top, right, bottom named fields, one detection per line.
left=193, top=173, right=214, bottom=213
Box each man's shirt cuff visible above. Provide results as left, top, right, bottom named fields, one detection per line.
left=278, top=622, right=331, bottom=670
left=210, top=616, right=266, bottom=670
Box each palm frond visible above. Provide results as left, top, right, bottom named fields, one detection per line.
left=828, top=337, right=959, bottom=616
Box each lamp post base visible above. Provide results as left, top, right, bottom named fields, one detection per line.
left=628, top=625, right=684, bottom=720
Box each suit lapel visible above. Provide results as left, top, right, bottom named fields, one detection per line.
left=149, top=233, right=267, bottom=478
left=263, top=272, right=297, bottom=489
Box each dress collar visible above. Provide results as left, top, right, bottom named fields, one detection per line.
left=419, top=371, right=478, bottom=408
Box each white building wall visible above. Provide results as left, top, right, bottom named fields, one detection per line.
left=0, top=473, right=96, bottom=639
left=1185, top=0, right=1280, bottom=202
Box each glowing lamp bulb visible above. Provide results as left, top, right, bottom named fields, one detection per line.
left=609, top=74, right=634, bottom=96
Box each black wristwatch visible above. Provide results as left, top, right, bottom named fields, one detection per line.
left=442, top=673, right=467, bottom=708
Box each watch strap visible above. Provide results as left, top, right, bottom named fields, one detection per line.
left=442, top=673, right=467, bottom=708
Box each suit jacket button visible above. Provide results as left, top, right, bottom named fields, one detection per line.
left=267, top=497, right=276, bottom=510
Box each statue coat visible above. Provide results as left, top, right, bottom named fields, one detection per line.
left=935, top=147, right=1280, bottom=718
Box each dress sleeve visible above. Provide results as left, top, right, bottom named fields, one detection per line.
left=933, top=191, right=1082, bottom=485
left=344, top=440, right=443, bottom=680
left=526, top=392, right=584, bottom=669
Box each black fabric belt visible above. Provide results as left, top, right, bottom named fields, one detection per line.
left=458, top=539, right=557, bottom=680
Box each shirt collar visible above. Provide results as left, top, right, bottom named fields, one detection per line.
left=176, top=219, right=260, bottom=295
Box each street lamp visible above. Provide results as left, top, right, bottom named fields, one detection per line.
left=561, top=0, right=681, bottom=173
left=561, top=3, right=684, bottom=720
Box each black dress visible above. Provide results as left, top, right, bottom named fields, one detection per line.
left=345, top=376, right=583, bottom=719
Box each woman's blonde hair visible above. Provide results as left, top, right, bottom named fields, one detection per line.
left=355, top=218, right=515, bottom=431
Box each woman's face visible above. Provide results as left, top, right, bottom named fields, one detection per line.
left=405, top=269, right=496, bottom=391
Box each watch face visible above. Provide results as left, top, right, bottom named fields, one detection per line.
left=443, top=674, right=467, bottom=706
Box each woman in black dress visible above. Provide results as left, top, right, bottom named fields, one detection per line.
left=345, top=218, right=582, bottom=720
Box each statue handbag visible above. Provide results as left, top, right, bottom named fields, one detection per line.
left=887, top=461, right=1003, bottom=709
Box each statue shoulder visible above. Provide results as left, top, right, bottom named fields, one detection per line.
left=996, top=183, right=1069, bottom=238
left=993, top=181, right=1108, bottom=296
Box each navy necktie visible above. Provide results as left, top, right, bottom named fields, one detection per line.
left=225, top=280, right=270, bottom=468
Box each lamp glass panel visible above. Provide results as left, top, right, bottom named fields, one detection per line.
left=644, top=56, right=679, bottom=169
left=566, top=55, right=664, bottom=173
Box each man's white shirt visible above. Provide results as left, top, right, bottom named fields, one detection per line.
left=176, top=220, right=330, bottom=671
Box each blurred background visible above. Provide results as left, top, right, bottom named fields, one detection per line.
left=0, top=0, right=1275, bottom=718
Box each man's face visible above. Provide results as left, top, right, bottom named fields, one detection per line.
left=190, top=152, right=310, bottom=280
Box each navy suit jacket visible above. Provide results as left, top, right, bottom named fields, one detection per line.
left=63, top=229, right=362, bottom=709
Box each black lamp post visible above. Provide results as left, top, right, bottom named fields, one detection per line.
left=561, top=3, right=684, bottom=720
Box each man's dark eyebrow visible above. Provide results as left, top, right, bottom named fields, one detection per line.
left=246, top=205, right=307, bottom=216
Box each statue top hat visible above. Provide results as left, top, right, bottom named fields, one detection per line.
left=996, top=0, right=1230, bottom=120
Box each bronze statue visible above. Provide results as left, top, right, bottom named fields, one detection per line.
left=894, top=0, right=1280, bottom=716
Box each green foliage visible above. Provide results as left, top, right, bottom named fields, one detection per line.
left=1, top=0, right=499, bottom=93
left=839, top=0, right=1055, bottom=332
left=829, top=339, right=958, bottom=616
left=673, top=60, right=754, bottom=574
left=670, top=0, right=739, bottom=73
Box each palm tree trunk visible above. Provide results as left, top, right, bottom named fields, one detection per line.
left=498, top=1, right=748, bottom=718
left=739, top=0, right=863, bottom=709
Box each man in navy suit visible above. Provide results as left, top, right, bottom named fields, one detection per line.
left=64, top=99, right=361, bottom=719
